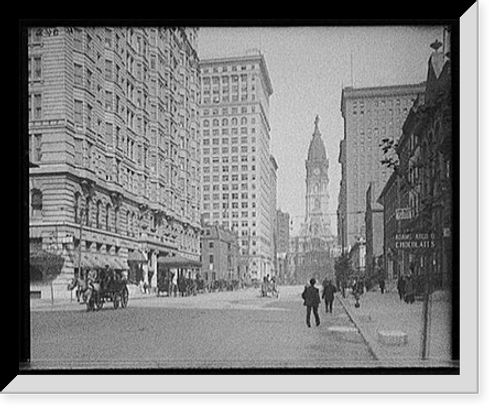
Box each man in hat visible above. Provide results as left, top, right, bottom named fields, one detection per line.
left=301, top=278, right=321, bottom=327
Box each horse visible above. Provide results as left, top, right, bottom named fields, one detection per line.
left=67, top=270, right=101, bottom=311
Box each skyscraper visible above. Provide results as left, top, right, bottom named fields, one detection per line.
left=27, top=26, right=201, bottom=298
left=199, top=53, right=276, bottom=281
left=337, top=83, right=426, bottom=251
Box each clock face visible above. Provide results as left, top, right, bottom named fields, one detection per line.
left=314, top=168, right=320, bottom=175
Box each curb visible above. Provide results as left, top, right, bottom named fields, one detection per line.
left=337, top=295, right=380, bottom=361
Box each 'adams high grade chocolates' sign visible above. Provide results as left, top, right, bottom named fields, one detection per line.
left=394, top=232, right=436, bottom=250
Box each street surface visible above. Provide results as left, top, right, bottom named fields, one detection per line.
left=30, top=285, right=375, bottom=369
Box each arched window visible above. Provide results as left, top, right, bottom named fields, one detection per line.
left=114, top=207, right=120, bottom=233
left=231, top=117, right=238, bottom=126
left=106, top=204, right=111, bottom=231
left=96, top=200, right=102, bottom=229
left=85, top=197, right=92, bottom=226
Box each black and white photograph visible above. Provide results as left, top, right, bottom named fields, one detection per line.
left=13, top=12, right=481, bottom=395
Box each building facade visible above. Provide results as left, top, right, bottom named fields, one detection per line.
left=276, top=209, right=291, bottom=283
left=378, top=41, right=452, bottom=293
left=290, top=117, right=337, bottom=285
left=200, top=224, right=241, bottom=288
left=337, top=82, right=426, bottom=252
left=199, top=53, right=276, bottom=281
left=27, top=26, right=202, bottom=298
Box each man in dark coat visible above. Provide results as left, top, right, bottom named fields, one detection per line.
left=321, top=279, right=337, bottom=313
left=302, top=278, right=321, bottom=327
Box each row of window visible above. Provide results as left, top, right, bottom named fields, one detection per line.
left=202, top=146, right=256, bottom=155
left=202, top=174, right=256, bottom=182
left=202, top=117, right=256, bottom=127
left=203, top=155, right=255, bottom=164
left=203, top=95, right=256, bottom=104
left=202, top=64, right=258, bottom=74
left=203, top=137, right=254, bottom=147
left=203, top=105, right=257, bottom=116
left=203, top=165, right=255, bottom=173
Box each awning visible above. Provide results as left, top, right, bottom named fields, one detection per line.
left=128, top=250, right=148, bottom=263
left=111, top=256, right=129, bottom=270
left=75, top=253, right=97, bottom=269
left=157, top=255, right=201, bottom=268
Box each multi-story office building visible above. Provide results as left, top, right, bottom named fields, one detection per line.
left=27, top=26, right=201, bottom=298
left=199, top=53, right=275, bottom=281
left=337, top=82, right=426, bottom=252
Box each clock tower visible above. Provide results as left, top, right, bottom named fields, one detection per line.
left=290, top=115, right=336, bottom=285
left=303, top=115, right=333, bottom=237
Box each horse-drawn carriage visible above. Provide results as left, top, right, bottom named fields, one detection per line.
left=68, top=268, right=129, bottom=312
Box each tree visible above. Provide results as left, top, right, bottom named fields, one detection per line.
left=334, top=252, right=352, bottom=285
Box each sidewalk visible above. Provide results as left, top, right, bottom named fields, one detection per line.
left=337, top=288, right=455, bottom=366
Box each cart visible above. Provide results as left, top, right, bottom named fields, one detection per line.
left=87, top=277, right=129, bottom=312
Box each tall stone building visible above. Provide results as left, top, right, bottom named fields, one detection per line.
left=290, top=117, right=337, bottom=284
left=27, top=26, right=201, bottom=298
left=337, top=82, right=426, bottom=252
left=199, top=53, right=276, bottom=281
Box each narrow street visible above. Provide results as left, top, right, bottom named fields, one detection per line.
left=29, top=286, right=375, bottom=369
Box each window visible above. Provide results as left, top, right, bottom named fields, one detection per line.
left=74, top=29, right=83, bottom=50
left=74, top=100, right=83, bottom=125
left=30, top=56, right=42, bottom=80
left=34, top=94, right=42, bottom=119
left=96, top=200, right=102, bottom=229
left=31, top=189, right=42, bottom=215
left=29, top=134, right=42, bottom=163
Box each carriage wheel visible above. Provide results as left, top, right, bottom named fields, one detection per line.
left=113, top=293, right=120, bottom=309
left=121, top=287, right=129, bottom=308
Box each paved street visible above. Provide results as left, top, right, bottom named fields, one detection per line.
left=29, top=286, right=376, bottom=369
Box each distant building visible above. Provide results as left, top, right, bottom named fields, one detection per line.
left=276, top=209, right=290, bottom=283
left=337, top=82, right=426, bottom=252
left=199, top=53, right=276, bottom=281
left=290, top=116, right=337, bottom=285
left=200, top=224, right=241, bottom=287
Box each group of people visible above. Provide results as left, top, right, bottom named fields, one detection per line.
left=301, top=278, right=338, bottom=328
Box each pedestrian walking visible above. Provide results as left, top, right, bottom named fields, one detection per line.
left=321, top=279, right=337, bottom=313
left=404, top=263, right=416, bottom=304
left=378, top=275, right=385, bottom=294
left=397, top=274, right=406, bottom=301
left=301, top=278, right=321, bottom=327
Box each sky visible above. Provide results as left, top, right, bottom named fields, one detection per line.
left=197, top=25, right=445, bottom=236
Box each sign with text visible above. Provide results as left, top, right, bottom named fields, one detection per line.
left=396, top=207, right=413, bottom=220
left=395, top=232, right=435, bottom=250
